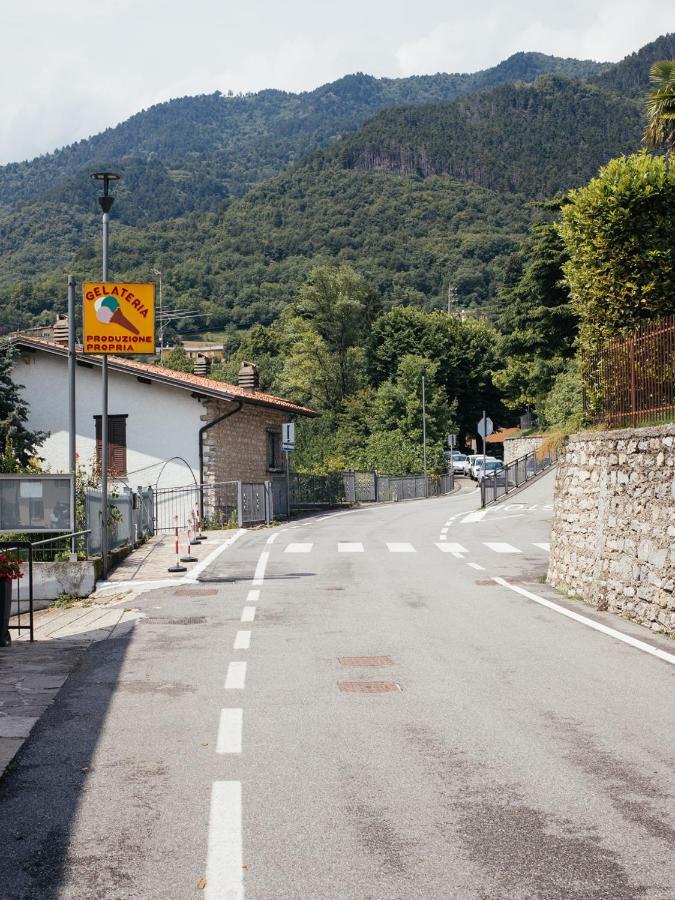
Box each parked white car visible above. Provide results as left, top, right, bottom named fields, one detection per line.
left=471, top=456, right=499, bottom=480
left=477, top=459, right=505, bottom=483
left=450, top=452, right=469, bottom=475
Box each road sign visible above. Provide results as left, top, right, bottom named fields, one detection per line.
left=477, top=416, right=493, bottom=439
left=83, top=282, right=155, bottom=355
left=282, top=422, right=296, bottom=452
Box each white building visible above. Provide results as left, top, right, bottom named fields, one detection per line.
left=11, top=335, right=315, bottom=492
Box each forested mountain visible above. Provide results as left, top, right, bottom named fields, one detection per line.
left=0, top=34, right=668, bottom=340
left=332, top=76, right=644, bottom=197
left=0, top=51, right=608, bottom=220
left=589, top=32, right=675, bottom=98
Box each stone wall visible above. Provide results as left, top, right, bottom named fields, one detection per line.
left=548, top=424, right=675, bottom=637
left=503, top=435, right=545, bottom=464
left=201, top=399, right=288, bottom=485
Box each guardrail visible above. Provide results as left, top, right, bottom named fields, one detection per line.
left=480, top=447, right=558, bottom=508
left=0, top=540, right=34, bottom=642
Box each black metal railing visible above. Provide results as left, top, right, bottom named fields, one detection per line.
left=480, top=447, right=558, bottom=508
left=0, top=540, right=34, bottom=642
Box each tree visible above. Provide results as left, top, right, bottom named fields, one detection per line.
left=558, top=151, right=675, bottom=352
left=162, top=345, right=194, bottom=373
left=0, top=342, right=45, bottom=470
left=644, top=60, right=675, bottom=152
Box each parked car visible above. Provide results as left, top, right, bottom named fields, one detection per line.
left=470, top=456, right=498, bottom=480
left=465, top=454, right=481, bottom=477
left=451, top=452, right=469, bottom=475
left=477, top=459, right=506, bottom=484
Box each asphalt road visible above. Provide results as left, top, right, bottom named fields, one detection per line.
left=0, top=472, right=674, bottom=900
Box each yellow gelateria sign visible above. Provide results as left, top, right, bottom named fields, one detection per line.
left=82, top=282, right=155, bottom=355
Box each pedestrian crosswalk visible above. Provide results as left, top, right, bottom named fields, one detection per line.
left=282, top=540, right=550, bottom=557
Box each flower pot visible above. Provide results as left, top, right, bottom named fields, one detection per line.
left=0, top=579, right=11, bottom=647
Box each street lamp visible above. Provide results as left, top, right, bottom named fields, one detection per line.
left=152, top=268, right=164, bottom=363
left=90, top=171, right=121, bottom=580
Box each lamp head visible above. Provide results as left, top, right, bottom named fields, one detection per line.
left=91, top=171, right=121, bottom=213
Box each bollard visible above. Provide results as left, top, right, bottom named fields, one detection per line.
left=180, top=527, right=198, bottom=563
left=194, top=504, right=207, bottom=541
left=168, top=517, right=187, bottom=573
left=191, top=510, right=203, bottom=544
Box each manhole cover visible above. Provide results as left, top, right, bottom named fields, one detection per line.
left=338, top=656, right=394, bottom=667
left=174, top=588, right=218, bottom=597
left=141, top=616, right=207, bottom=625
left=338, top=681, right=400, bottom=693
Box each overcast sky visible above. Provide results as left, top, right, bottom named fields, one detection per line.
left=0, top=0, right=672, bottom=165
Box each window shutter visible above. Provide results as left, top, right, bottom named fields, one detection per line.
left=93, top=415, right=127, bottom=477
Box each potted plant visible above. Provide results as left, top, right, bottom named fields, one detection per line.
left=0, top=554, right=23, bottom=647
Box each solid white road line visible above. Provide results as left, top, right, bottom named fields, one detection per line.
left=241, top=606, right=256, bottom=623
left=533, top=542, right=551, bottom=552
left=225, top=661, right=247, bottom=690
left=246, top=589, right=260, bottom=604
left=234, top=630, right=251, bottom=650
left=285, top=542, right=313, bottom=553
left=338, top=542, right=364, bottom=553
left=266, top=532, right=280, bottom=544
left=252, top=550, right=269, bottom=586
left=467, top=562, right=485, bottom=571
left=492, top=577, right=675, bottom=667
left=204, top=781, right=243, bottom=900
left=386, top=542, right=416, bottom=553
left=484, top=542, right=522, bottom=554
left=183, top=530, right=245, bottom=582
left=216, top=709, right=243, bottom=753
left=436, top=542, right=469, bottom=555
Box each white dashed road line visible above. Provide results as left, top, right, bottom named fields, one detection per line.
left=225, top=661, right=247, bottom=690
left=241, top=606, right=256, bottom=623
left=435, top=542, right=469, bottom=557
left=338, top=542, right=364, bottom=553
left=386, top=542, right=416, bottom=553
left=204, top=782, right=244, bottom=900
left=492, top=577, right=675, bottom=667
left=285, top=543, right=313, bottom=553
left=246, top=589, right=260, bottom=604
left=266, top=533, right=280, bottom=545
left=216, top=709, right=243, bottom=753
left=483, top=542, right=522, bottom=554
left=234, top=630, right=251, bottom=650
left=467, top=562, right=485, bottom=571
left=252, top=551, right=269, bottom=586
left=533, top=542, right=551, bottom=552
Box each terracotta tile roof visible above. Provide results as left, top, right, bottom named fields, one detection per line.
left=485, top=427, right=521, bottom=444
left=11, top=335, right=318, bottom=417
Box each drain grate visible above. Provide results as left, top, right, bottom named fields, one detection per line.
left=338, top=681, right=400, bottom=693
left=338, top=656, right=394, bottom=667
left=174, top=588, right=218, bottom=597
left=141, top=616, right=207, bottom=625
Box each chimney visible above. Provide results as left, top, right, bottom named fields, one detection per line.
left=238, top=360, right=259, bottom=390
left=52, top=314, right=69, bottom=346
left=193, top=353, right=211, bottom=377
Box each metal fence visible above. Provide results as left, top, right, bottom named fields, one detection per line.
left=0, top=539, right=34, bottom=641
left=87, top=487, right=154, bottom=555
left=583, top=315, right=675, bottom=429
left=154, top=481, right=272, bottom=532
left=279, top=469, right=454, bottom=511
left=481, top=446, right=557, bottom=507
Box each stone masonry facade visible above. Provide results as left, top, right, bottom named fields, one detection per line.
left=201, top=399, right=288, bottom=486
left=503, top=435, right=545, bottom=464
left=547, top=424, right=675, bottom=637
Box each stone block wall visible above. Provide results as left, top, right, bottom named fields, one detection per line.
left=201, top=399, right=288, bottom=485
left=547, top=424, right=675, bottom=637
left=503, top=435, right=545, bottom=464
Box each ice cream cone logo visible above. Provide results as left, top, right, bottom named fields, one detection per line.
left=94, top=295, right=140, bottom=335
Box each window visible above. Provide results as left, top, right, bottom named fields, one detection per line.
left=94, top=415, right=128, bottom=477
left=267, top=430, right=283, bottom=471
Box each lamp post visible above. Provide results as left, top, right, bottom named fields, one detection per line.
left=421, top=374, right=428, bottom=496
left=153, top=268, right=163, bottom=363
left=90, top=171, right=121, bottom=580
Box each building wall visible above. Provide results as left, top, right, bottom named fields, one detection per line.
left=15, top=350, right=203, bottom=489
left=503, top=435, right=545, bottom=464
left=547, top=425, right=675, bottom=637
left=201, top=399, right=287, bottom=485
